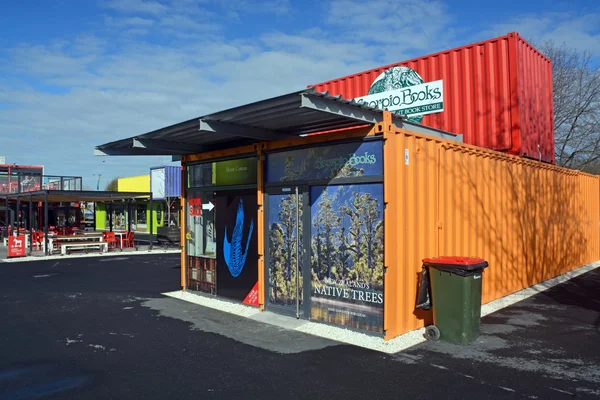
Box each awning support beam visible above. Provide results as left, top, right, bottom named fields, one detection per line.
left=94, top=147, right=187, bottom=156
left=132, top=138, right=205, bottom=154
left=199, top=120, right=297, bottom=141
left=300, top=93, right=383, bottom=124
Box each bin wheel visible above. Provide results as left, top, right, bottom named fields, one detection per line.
left=425, top=325, right=441, bottom=341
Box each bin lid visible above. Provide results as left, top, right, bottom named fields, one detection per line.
left=423, top=256, right=488, bottom=273
left=423, top=256, right=486, bottom=266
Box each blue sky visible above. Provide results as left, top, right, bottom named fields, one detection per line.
left=1, top=0, right=599, bottom=188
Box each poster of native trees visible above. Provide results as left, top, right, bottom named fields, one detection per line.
left=266, top=141, right=384, bottom=330
left=268, top=193, right=304, bottom=309
left=310, top=184, right=384, bottom=333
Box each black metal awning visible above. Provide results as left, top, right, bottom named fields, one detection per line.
left=94, top=89, right=462, bottom=157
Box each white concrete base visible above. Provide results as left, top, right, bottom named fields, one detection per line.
left=1, top=248, right=181, bottom=263
left=163, top=260, right=600, bottom=354
left=480, top=260, right=600, bottom=317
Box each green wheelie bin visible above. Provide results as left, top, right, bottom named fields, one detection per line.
left=422, top=256, right=489, bottom=345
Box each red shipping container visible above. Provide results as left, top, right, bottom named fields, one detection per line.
left=308, top=32, right=555, bottom=163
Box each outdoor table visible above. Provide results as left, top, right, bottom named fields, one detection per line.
left=113, top=232, right=128, bottom=248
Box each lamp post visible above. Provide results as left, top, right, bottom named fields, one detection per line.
left=94, top=160, right=106, bottom=191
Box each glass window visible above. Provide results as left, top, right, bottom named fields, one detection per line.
left=266, top=141, right=383, bottom=183
left=136, top=204, right=147, bottom=227
left=188, top=163, right=213, bottom=188
left=105, top=204, right=126, bottom=230
left=186, top=192, right=216, bottom=258
left=187, top=157, right=257, bottom=188
left=186, top=191, right=217, bottom=294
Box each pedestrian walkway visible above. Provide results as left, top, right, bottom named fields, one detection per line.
left=401, top=265, right=600, bottom=398
left=164, top=261, right=600, bottom=354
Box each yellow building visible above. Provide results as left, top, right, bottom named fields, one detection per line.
left=117, top=175, right=150, bottom=192
left=95, top=174, right=166, bottom=234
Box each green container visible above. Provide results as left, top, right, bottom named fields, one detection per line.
left=429, top=267, right=484, bottom=345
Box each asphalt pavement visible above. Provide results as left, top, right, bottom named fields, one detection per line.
left=0, top=254, right=598, bottom=399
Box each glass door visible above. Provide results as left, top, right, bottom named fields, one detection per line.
left=265, top=186, right=308, bottom=318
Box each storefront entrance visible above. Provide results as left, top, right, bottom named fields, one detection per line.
left=185, top=157, right=259, bottom=302
left=263, top=140, right=386, bottom=334
left=265, top=186, right=310, bottom=318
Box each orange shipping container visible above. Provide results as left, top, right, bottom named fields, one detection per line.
left=382, top=122, right=599, bottom=339
left=309, top=32, right=555, bottom=164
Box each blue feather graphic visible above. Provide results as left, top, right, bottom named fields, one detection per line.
left=223, top=199, right=254, bottom=277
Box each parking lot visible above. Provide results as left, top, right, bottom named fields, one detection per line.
left=0, top=254, right=598, bottom=399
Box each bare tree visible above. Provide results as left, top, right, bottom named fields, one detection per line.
left=165, top=195, right=178, bottom=226
left=539, top=40, right=600, bottom=171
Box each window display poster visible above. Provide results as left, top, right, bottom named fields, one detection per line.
left=186, top=195, right=216, bottom=258
left=310, top=184, right=384, bottom=333
left=215, top=190, right=258, bottom=302
left=266, top=141, right=383, bottom=183
left=214, top=158, right=257, bottom=186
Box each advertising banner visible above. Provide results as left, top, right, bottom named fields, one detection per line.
left=8, top=236, right=26, bottom=258
left=214, top=158, right=257, bottom=186
left=310, top=184, right=384, bottom=333
left=353, top=66, right=445, bottom=124
left=266, top=141, right=383, bottom=183
left=215, top=190, right=258, bottom=302
left=355, top=79, right=444, bottom=118
left=188, top=157, right=257, bottom=188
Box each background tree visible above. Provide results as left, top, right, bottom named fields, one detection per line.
left=104, top=177, right=119, bottom=191
left=269, top=194, right=303, bottom=305
left=539, top=40, right=600, bottom=171
left=312, top=189, right=340, bottom=279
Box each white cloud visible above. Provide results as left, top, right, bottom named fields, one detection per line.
left=106, top=16, right=156, bottom=28
left=102, top=0, right=170, bottom=15
left=225, top=0, right=292, bottom=15
left=326, top=0, right=456, bottom=60
left=158, top=14, right=221, bottom=32
left=8, top=44, right=97, bottom=78
left=0, top=0, right=459, bottom=184
left=481, top=12, right=600, bottom=55
left=3, top=0, right=597, bottom=186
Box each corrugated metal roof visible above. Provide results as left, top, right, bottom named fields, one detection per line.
left=94, top=89, right=462, bottom=157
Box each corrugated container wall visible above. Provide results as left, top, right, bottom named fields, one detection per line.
left=382, top=124, right=598, bottom=339
left=150, top=166, right=181, bottom=200
left=309, top=32, right=555, bottom=163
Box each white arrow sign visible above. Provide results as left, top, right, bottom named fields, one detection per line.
left=202, top=201, right=214, bottom=211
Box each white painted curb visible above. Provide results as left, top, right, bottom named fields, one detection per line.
left=1, top=249, right=181, bottom=263
left=163, top=260, right=600, bottom=354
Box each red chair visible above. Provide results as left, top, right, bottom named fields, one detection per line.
left=102, top=232, right=117, bottom=249
left=122, top=231, right=135, bottom=248
left=32, top=231, right=44, bottom=250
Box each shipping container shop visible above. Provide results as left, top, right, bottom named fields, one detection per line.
left=95, top=89, right=599, bottom=340
left=309, top=32, right=555, bottom=163
left=94, top=168, right=182, bottom=235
